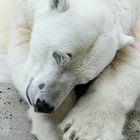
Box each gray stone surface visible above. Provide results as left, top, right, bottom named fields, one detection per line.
left=123, top=97, right=140, bottom=140
left=0, top=82, right=37, bottom=140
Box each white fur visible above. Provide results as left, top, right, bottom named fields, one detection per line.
left=0, top=54, right=11, bottom=82
left=0, top=0, right=140, bottom=140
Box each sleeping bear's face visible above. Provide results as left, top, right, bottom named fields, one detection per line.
left=26, top=50, right=77, bottom=113
left=26, top=17, right=133, bottom=113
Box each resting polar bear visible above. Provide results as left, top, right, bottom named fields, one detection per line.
left=1, top=0, right=140, bottom=139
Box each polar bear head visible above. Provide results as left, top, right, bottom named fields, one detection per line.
left=26, top=0, right=134, bottom=113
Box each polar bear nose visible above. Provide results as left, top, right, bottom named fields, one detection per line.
left=35, top=98, right=55, bottom=113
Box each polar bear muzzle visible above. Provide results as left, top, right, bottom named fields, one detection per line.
left=26, top=80, right=55, bottom=113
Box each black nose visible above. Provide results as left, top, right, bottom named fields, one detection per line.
left=35, top=98, right=54, bottom=113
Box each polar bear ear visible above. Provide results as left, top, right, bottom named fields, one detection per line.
left=118, top=34, right=134, bottom=49
left=117, top=26, right=134, bottom=49
left=50, top=0, right=67, bottom=12
left=53, top=51, right=72, bottom=66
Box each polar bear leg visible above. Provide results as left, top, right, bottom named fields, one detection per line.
left=7, top=1, right=32, bottom=100
left=59, top=46, right=140, bottom=140
left=8, top=0, right=31, bottom=65
left=28, top=107, right=61, bottom=140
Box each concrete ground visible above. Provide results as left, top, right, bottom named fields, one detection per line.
left=0, top=82, right=37, bottom=140
left=0, top=54, right=140, bottom=140
left=123, top=97, right=140, bottom=140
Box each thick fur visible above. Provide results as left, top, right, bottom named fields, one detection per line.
left=0, top=0, right=140, bottom=140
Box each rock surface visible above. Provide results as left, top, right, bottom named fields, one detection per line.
left=0, top=83, right=37, bottom=140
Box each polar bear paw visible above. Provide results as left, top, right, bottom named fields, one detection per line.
left=59, top=110, right=123, bottom=140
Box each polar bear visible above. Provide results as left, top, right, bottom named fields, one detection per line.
left=1, top=0, right=140, bottom=140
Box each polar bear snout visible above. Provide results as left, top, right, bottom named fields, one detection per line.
left=26, top=80, right=56, bottom=113
left=34, top=98, right=55, bottom=113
